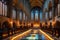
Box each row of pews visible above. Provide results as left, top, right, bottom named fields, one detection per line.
left=41, top=21, right=60, bottom=38
left=0, top=21, right=31, bottom=40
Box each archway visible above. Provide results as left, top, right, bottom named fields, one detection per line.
left=31, top=7, right=42, bottom=22
left=2, top=21, right=10, bottom=38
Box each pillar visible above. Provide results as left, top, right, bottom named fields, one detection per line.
left=55, top=6, right=58, bottom=16
left=22, top=11, right=23, bottom=21
left=38, top=10, right=40, bottom=21
left=29, top=11, right=31, bottom=22
left=52, top=0, right=55, bottom=18
left=48, top=10, right=49, bottom=20
left=34, top=10, right=35, bottom=21
left=58, top=0, right=60, bottom=16
left=25, top=16, right=27, bottom=22
left=42, top=9, right=45, bottom=21
left=7, top=0, right=12, bottom=19
left=16, top=9, right=20, bottom=21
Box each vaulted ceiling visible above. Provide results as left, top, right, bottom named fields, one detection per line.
left=12, top=0, right=59, bottom=10
left=0, top=0, right=59, bottom=9
left=11, top=0, right=59, bottom=17
left=12, top=0, right=45, bottom=9
left=29, top=0, right=45, bottom=8
left=0, top=0, right=59, bottom=19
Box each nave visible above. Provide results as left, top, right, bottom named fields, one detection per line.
left=0, top=0, right=60, bottom=40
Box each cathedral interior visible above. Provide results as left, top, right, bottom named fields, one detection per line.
left=0, top=0, right=60, bottom=40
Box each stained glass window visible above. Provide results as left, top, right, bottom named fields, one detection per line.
left=35, top=10, right=38, bottom=20
left=40, top=11, right=42, bottom=20
left=23, top=13, right=25, bottom=20
left=31, top=10, right=34, bottom=20
left=45, top=12, right=48, bottom=20
left=0, top=1, right=7, bottom=16
left=12, top=9, right=16, bottom=19
left=20, top=11, right=22, bottom=20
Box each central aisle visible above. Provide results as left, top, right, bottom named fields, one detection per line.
left=10, top=29, right=54, bottom=40
left=20, top=29, right=46, bottom=40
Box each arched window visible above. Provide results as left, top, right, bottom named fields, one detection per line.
left=20, top=11, right=22, bottom=20
left=4, top=5, right=7, bottom=16
left=0, top=1, right=2, bottom=15
left=0, top=1, right=7, bottom=16
left=49, top=11, right=52, bottom=18
left=31, top=10, right=34, bottom=20
left=45, top=12, right=48, bottom=20
left=12, top=9, right=16, bottom=19
left=35, top=10, right=38, bottom=20
left=31, top=8, right=43, bottom=21
left=40, top=10, right=42, bottom=20
left=23, top=13, right=25, bottom=20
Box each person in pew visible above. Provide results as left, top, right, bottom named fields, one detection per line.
left=13, top=23, right=17, bottom=34
left=31, top=23, right=33, bottom=28
left=2, top=22, right=9, bottom=37
left=51, top=20, right=56, bottom=36
left=20, top=25, right=22, bottom=30
left=55, top=21, right=60, bottom=38
left=0, top=26, right=3, bottom=40
left=49, top=23, right=52, bottom=34
left=42, top=22, right=45, bottom=30
left=45, top=22, right=48, bottom=30
left=40, top=23, right=42, bottom=29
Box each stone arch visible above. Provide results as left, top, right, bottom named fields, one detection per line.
left=2, top=21, right=10, bottom=29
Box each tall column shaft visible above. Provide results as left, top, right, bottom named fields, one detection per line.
left=42, top=9, right=45, bottom=21
left=48, top=11, right=49, bottom=20
left=52, top=0, right=55, bottom=18
left=55, top=6, right=58, bottom=16
left=58, top=0, right=60, bottom=16
left=34, top=10, right=35, bottom=21
left=16, top=9, right=20, bottom=20
left=7, top=0, right=12, bottom=19
left=42, top=8, right=46, bottom=21
left=38, top=11, right=40, bottom=21
left=22, top=12, right=23, bottom=21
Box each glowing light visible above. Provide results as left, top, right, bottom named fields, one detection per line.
left=10, top=21, right=13, bottom=24
left=8, top=19, right=13, bottom=25
left=33, top=23, right=40, bottom=27
left=47, top=21, right=50, bottom=27
left=17, top=21, right=20, bottom=26
left=11, top=29, right=32, bottom=40
left=28, top=23, right=31, bottom=26
left=33, top=30, right=38, bottom=34
left=52, top=20, right=56, bottom=27
left=39, top=30, right=54, bottom=40
left=42, top=22, right=45, bottom=26
left=9, top=20, right=13, bottom=27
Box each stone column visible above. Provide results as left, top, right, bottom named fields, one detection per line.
left=48, top=10, right=49, bottom=20
left=34, top=10, right=35, bottom=21
left=58, top=0, right=60, bottom=16
left=25, top=16, right=27, bottom=22
left=30, top=13, right=31, bottom=21
left=59, top=0, right=60, bottom=4
left=22, top=11, right=23, bottom=21
left=16, top=9, right=20, bottom=20
left=52, top=0, right=55, bottom=18
left=55, top=6, right=58, bottom=16
left=38, top=10, right=40, bottom=21
left=42, top=9, right=45, bottom=21
left=24, top=13, right=26, bottom=22
left=29, top=11, right=31, bottom=22
left=7, top=0, right=12, bottom=19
